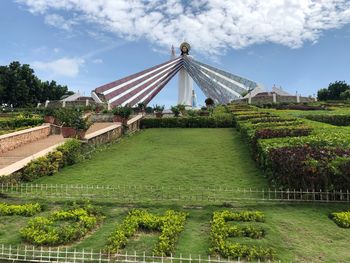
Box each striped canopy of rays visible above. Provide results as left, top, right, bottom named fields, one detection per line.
left=94, top=56, right=260, bottom=107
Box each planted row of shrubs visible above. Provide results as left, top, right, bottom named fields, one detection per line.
left=106, top=209, right=187, bottom=256
left=229, top=103, right=350, bottom=191
left=0, top=115, right=43, bottom=129
left=210, top=210, right=275, bottom=260
left=140, top=116, right=234, bottom=128
left=0, top=139, right=83, bottom=184
left=304, top=114, right=350, bottom=126
left=0, top=203, right=41, bottom=216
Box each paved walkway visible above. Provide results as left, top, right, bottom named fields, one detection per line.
left=0, top=135, right=66, bottom=170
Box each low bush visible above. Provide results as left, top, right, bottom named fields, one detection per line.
left=106, top=209, right=187, bottom=256
left=17, top=139, right=82, bottom=182
left=0, top=115, right=43, bottom=129
left=0, top=203, right=41, bottom=216
left=21, top=204, right=100, bottom=245
left=330, top=211, right=350, bottom=228
left=304, top=114, right=350, bottom=126
left=210, top=210, right=275, bottom=261
left=267, top=145, right=350, bottom=190
left=254, top=127, right=312, bottom=140
left=140, top=116, right=234, bottom=128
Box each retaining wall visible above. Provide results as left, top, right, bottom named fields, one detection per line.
left=0, top=124, right=51, bottom=154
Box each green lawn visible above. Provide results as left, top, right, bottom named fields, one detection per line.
left=1, top=128, right=350, bottom=262
left=35, top=128, right=267, bottom=189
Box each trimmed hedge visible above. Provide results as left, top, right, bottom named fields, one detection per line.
left=304, top=114, right=350, bottom=126
left=0, top=203, right=41, bottom=216
left=106, top=209, right=187, bottom=256
left=210, top=210, right=275, bottom=260
left=0, top=116, right=43, bottom=129
left=330, top=211, right=350, bottom=228
left=268, top=146, right=350, bottom=190
left=140, top=116, right=234, bottom=128
left=21, top=204, right=101, bottom=245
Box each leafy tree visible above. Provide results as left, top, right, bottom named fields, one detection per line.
left=317, top=88, right=329, bottom=101
left=328, top=81, right=350, bottom=100
left=0, top=61, right=72, bottom=107
left=340, top=90, right=350, bottom=100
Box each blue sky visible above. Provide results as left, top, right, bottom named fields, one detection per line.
left=1, top=0, right=350, bottom=107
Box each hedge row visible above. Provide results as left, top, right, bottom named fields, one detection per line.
left=0, top=203, right=41, bottom=216
left=210, top=210, right=275, bottom=260
left=106, top=209, right=187, bottom=256
left=0, top=115, right=43, bottom=129
left=304, top=114, right=350, bottom=126
left=140, top=116, right=234, bottom=128
left=229, top=103, right=350, bottom=191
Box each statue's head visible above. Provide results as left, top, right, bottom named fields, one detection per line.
left=180, top=42, right=190, bottom=56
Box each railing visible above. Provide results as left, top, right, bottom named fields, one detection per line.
left=0, top=244, right=280, bottom=263
left=1, top=183, right=350, bottom=203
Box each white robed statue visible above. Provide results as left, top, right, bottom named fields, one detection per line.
left=178, top=42, right=193, bottom=107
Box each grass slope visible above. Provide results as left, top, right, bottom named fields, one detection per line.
left=35, top=128, right=267, bottom=189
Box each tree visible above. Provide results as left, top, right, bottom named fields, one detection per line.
left=328, top=81, right=350, bottom=100
left=317, top=88, right=329, bottom=101
left=0, top=61, right=72, bottom=107
left=317, top=81, right=350, bottom=101
left=340, top=90, right=350, bottom=100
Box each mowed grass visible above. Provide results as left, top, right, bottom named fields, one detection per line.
left=35, top=128, right=267, bottom=189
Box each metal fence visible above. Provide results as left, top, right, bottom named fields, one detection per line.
left=1, top=183, right=350, bottom=203
left=0, top=244, right=279, bottom=263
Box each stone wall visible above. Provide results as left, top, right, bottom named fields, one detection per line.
left=127, top=115, right=142, bottom=134
left=84, top=125, right=123, bottom=145
left=0, top=124, right=51, bottom=154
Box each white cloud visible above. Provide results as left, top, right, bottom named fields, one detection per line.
left=44, top=13, right=75, bottom=30
left=92, top=58, right=103, bottom=64
left=32, top=57, right=85, bottom=77
left=17, top=0, right=350, bottom=55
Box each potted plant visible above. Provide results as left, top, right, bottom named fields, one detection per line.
left=74, top=116, right=92, bottom=139
left=113, top=106, right=133, bottom=124
left=43, top=108, right=56, bottom=124
left=171, top=105, right=180, bottom=117
left=177, top=104, right=186, bottom=115
left=55, top=109, right=90, bottom=138
left=137, top=102, right=146, bottom=113
left=154, top=104, right=165, bottom=118
left=205, top=98, right=215, bottom=108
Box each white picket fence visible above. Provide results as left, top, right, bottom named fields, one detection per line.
left=0, top=183, right=349, bottom=203
left=0, top=244, right=279, bottom=263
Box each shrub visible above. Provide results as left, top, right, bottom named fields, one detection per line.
left=254, top=127, right=312, bottom=140
left=304, top=114, right=350, bottom=126
left=0, top=203, right=41, bottom=216
left=267, top=145, right=350, bottom=190
left=20, top=139, right=82, bottom=181
left=141, top=116, right=234, bottom=128
left=330, top=211, right=350, bottom=228
left=21, top=205, right=100, bottom=246
left=113, top=106, right=133, bottom=119
left=210, top=210, right=275, bottom=261
left=106, top=209, right=187, bottom=256
left=0, top=115, right=43, bottom=129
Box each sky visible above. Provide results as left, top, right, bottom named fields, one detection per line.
left=1, top=0, right=350, bottom=107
